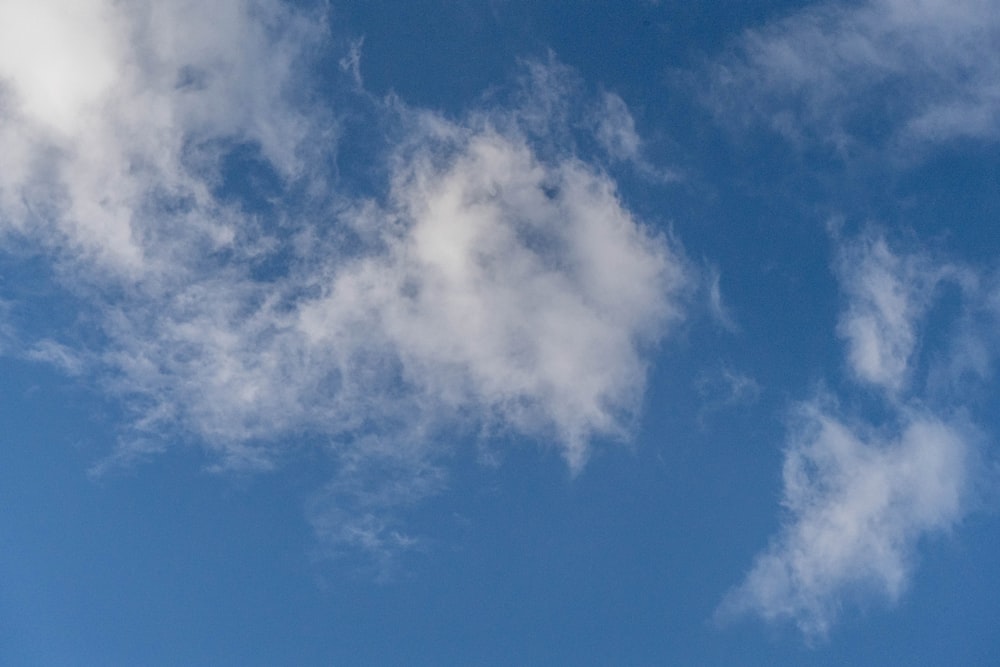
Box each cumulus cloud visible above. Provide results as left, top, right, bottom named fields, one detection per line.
left=305, top=126, right=685, bottom=470
left=708, top=0, right=1000, bottom=150
left=0, top=1, right=689, bottom=557
left=101, top=122, right=686, bottom=477
left=720, top=402, right=972, bottom=639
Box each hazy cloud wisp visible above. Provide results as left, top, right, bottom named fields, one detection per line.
left=708, top=0, right=1000, bottom=150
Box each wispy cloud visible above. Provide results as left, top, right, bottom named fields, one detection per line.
left=705, top=265, right=738, bottom=332
left=719, top=401, right=972, bottom=640
left=339, top=36, right=365, bottom=88
left=25, top=339, right=86, bottom=376
left=706, top=1, right=1000, bottom=632
left=696, top=364, right=760, bottom=425
left=592, top=91, right=678, bottom=182
left=707, top=0, right=1000, bottom=152
left=833, top=229, right=947, bottom=395
left=594, top=92, right=643, bottom=164
left=721, top=229, right=984, bottom=639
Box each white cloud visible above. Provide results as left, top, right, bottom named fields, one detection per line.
left=26, top=339, right=86, bottom=376
left=925, top=274, right=1000, bottom=397
left=595, top=92, right=642, bottom=163
left=0, top=0, right=322, bottom=273
left=706, top=265, right=738, bottom=332
left=834, top=231, right=944, bottom=394
left=720, top=228, right=991, bottom=638
left=306, top=435, right=447, bottom=575
left=708, top=0, right=1000, bottom=150
left=592, top=91, right=678, bottom=182
left=300, top=126, right=687, bottom=471
left=0, top=1, right=689, bottom=559
left=0, top=0, right=123, bottom=135
left=720, top=401, right=971, bottom=640
left=339, top=37, right=365, bottom=87
left=704, top=5, right=1000, bottom=629
left=93, top=116, right=686, bottom=551
left=96, top=119, right=686, bottom=473
left=0, top=0, right=328, bottom=461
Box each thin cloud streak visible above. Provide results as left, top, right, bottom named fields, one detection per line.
left=707, top=0, right=1000, bottom=152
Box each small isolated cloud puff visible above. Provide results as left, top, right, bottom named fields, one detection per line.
left=719, top=402, right=971, bottom=640
left=834, top=231, right=945, bottom=395
left=595, top=92, right=642, bottom=163
left=708, top=0, right=1000, bottom=150
left=339, top=37, right=365, bottom=87
left=706, top=265, right=738, bottom=332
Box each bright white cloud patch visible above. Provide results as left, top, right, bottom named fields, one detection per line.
left=299, top=128, right=685, bottom=472
left=0, top=0, right=318, bottom=272
left=709, top=0, right=1000, bottom=149
left=721, top=403, right=970, bottom=639
left=0, top=0, right=122, bottom=135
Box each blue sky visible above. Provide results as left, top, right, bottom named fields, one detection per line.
left=1, top=0, right=999, bottom=664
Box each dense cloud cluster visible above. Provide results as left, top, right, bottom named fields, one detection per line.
left=0, top=0, right=688, bottom=556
